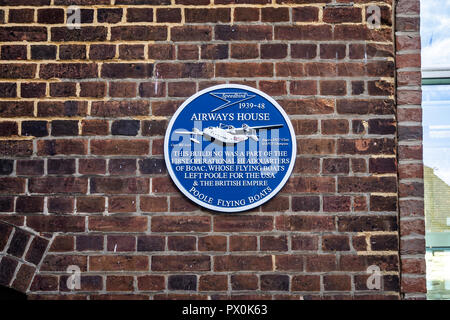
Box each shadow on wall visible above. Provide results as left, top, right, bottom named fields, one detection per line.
left=0, top=286, right=27, bottom=301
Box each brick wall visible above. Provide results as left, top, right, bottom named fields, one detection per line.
left=0, top=0, right=425, bottom=300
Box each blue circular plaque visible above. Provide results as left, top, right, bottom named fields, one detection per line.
left=164, top=84, right=296, bottom=212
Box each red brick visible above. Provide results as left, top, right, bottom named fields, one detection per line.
left=292, top=275, right=320, bottom=292
left=214, top=255, right=272, bottom=271
left=324, top=275, right=351, bottom=291
left=27, top=216, right=85, bottom=233
left=198, top=236, right=227, bottom=252
left=108, top=196, right=136, bottom=213
left=231, top=275, right=258, bottom=290
left=88, top=216, right=147, bottom=232
left=90, top=256, right=149, bottom=272
left=91, top=140, right=149, bottom=156
left=106, top=276, right=134, bottom=292
left=277, top=215, right=335, bottom=232
left=199, top=275, right=228, bottom=291
left=230, top=235, right=257, bottom=252
left=151, top=216, right=210, bottom=232
left=152, top=255, right=210, bottom=271
left=138, top=275, right=165, bottom=291
left=168, top=236, right=196, bottom=251
left=214, top=216, right=272, bottom=232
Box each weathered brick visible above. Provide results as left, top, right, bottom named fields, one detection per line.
left=214, top=255, right=272, bottom=271
left=90, top=256, right=148, bottom=271
left=89, top=216, right=147, bottom=232
left=168, top=275, right=197, bottom=291
left=153, top=256, right=210, bottom=271
left=214, top=216, right=272, bottom=232
left=112, top=26, right=167, bottom=41
left=91, top=140, right=149, bottom=156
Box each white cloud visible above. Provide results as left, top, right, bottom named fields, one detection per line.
left=422, top=38, right=450, bottom=68
left=421, top=0, right=450, bottom=68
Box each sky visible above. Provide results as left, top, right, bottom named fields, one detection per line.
left=421, top=0, right=450, bottom=68
left=421, top=1, right=450, bottom=185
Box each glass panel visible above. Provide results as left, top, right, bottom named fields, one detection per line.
left=421, top=0, right=450, bottom=68
left=423, top=84, right=450, bottom=300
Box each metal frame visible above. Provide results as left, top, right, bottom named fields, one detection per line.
left=422, top=67, right=450, bottom=85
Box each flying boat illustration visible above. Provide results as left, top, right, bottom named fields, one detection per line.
left=174, top=123, right=284, bottom=145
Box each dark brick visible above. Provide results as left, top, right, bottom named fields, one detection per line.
left=292, top=196, right=320, bottom=212
left=201, top=44, right=228, bottom=60
left=0, top=256, right=18, bottom=286
left=51, top=120, right=78, bottom=136
left=37, top=9, right=64, bottom=24
left=48, top=197, right=74, bottom=214
left=0, top=223, right=13, bottom=250
left=168, top=275, right=196, bottom=291
left=11, top=264, right=35, bottom=293
left=157, top=8, right=181, bottom=22
left=30, top=275, right=58, bottom=291
left=8, top=9, right=34, bottom=23
left=119, top=45, right=145, bottom=60
left=107, top=235, right=136, bottom=252
left=7, top=229, right=30, bottom=258
left=89, top=44, right=116, bottom=60
left=142, top=120, right=167, bottom=136
left=0, top=160, right=13, bottom=175
left=0, top=121, right=17, bottom=137
left=1, top=45, right=27, bottom=60
left=370, top=195, right=397, bottom=212
left=231, top=275, right=258, bottom=290
left=127, top=8, right=153, bottom=22
left=50, top=82, right=76, bottom=97
left=16, top=196, right=44, bottom=213
left=0, top=197, right=14, bottom=212
left=323, top=158, right=349, bottom=174
left=139, top=158, right=166, bottom=174
left=111, top=120, right=140, bottom=136
left=40, top=63, right=98, bottom=79
left=320, top=44, right=346, bottom=59
left=0, top=27, right=47, bottom=42
left=261, top=7, right=289, bottom=22
left=137, top=236, right=165, bottom=252
left=79, top=159, right=106, bottom=175
left=260, top=275, right=289, bottom=291
left=322, top=235, right=350, bottom=251
left=31, top=45, right=57, bottom=60
left=0, top=83, right=16, bottom=97
left=369, top=119, right=396, bottom=135
left=78, top=9, right=94, bottom=23
left=261, top=43, right=287, bottom=59
left=371, top=235, right=398, bottom=251
left=21, top=83, right=46, bottom=98
left=109, top=159, right=136, bottom=175
left=168, top=236, right=196, bottom=251
left=291, top=44, right=317, bottom=59
left=101, top=63, right=153, bottom=79
left=76, top=235, right=104, bottom=251
left=16, top=160, right=44, bottom=176
left=59, top=45, right=86, bottom=60
left=111, top=26, right=167, bottom=41
left=22, top=121, right=48, bottom=137
left=25, top=237, right=49, bottom=265
left=293, top=6, right=319, bottom=22
left=48, top=159, right=76, bottom=175
left=97, top=8, right=123, bottom=23
left=369, top=158, right=396, bottom=174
